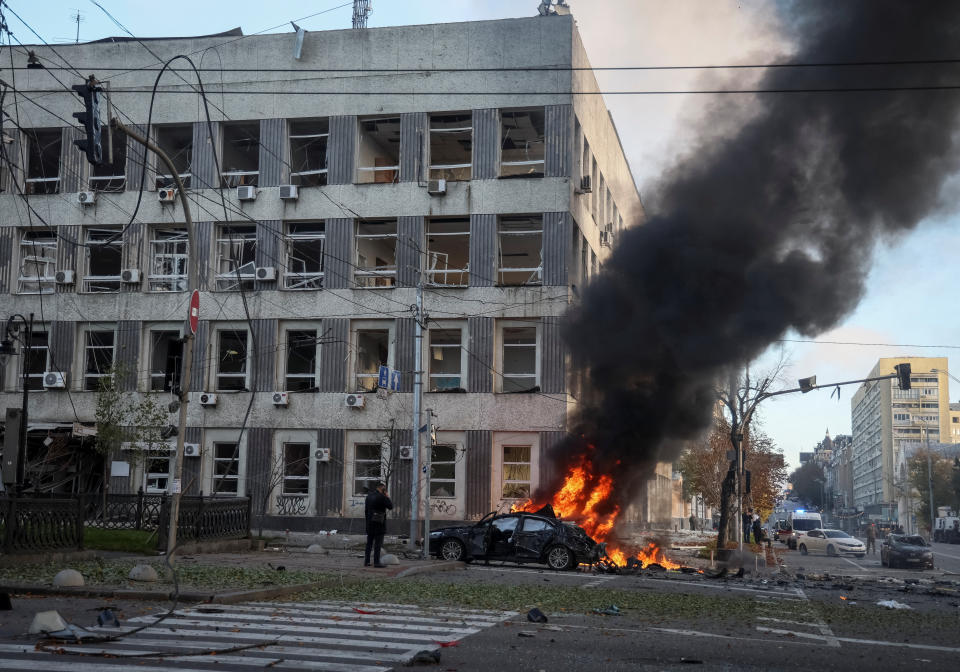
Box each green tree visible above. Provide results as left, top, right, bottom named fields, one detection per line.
left=907, top=450, right=955, bottom=531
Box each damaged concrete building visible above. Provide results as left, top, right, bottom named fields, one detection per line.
left=0, top=12, right=674, bottom=531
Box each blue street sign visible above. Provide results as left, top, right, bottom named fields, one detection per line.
left=390, top=370, right=401, bottom=392
left=378, top=365, right=389, bottom=388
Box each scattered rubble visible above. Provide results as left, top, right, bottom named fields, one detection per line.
left=877, top=600, right=913, bottom=610
left=29, top=611, right=66, bottom=634
left=527, top=607, right=548, bottom=623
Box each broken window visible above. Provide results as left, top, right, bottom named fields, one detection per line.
left=216, top=329, right=249, bottom=391
left=18, top=229, right=57, bottom=294
left=289, top=119, right=328, bottom=187
left=212, top=442, right=241, bottom=495
left=281, top=442, right=311, bottom=495
left=89, top=125, right=127, bottom=192
left=82, top=228, right=123, bottom=293
left=21, top=330, right=49, bottom=391
left=429, top=112, right=472, bottom=181
left=149, top=330, right=183, bottom=392
left=148, top=228, right=188, bottom=292
left=154, top=124, right=192, bottom=189
left=353, top=443, right=383, bottom=495
left=285, top=329, right=317, bottom=391
left=215, top=224, right=257, bottom=291
left=500, top=109, right=545, bottom=178
left=144, top=454, right=173, bottom=493
left=430, top=444, right=458, bottom=498
left=426, top=218, right=469, bottom=287
left=220, top=122, right=260, bottom=188
left=356, top=116, right=400, bottom=184
left=355, top=220, right=397, bottom=288
left=24, top=129, right=61, bottom=195
left=497, top=215, right=542, bottom=286
left=501, top=326, right=538, bottom=393
left=84, top=329, right=115, bottom=391
left=501, top=445, right=532, bottom=499
left=355, top=328, right=389, bottom=391
left=284, top=221, right=324, bottom=290
left=429, top=328, right=463, bottom=392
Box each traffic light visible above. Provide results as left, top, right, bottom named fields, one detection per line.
left=894, top=363, right=912, bottom=390
left=72, top=78, right=103, bottom=166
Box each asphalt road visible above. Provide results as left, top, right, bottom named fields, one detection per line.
left=778, top=537, right=960, bottom=577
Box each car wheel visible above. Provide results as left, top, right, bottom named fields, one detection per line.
left=439, top=539, right=466, bottom=561
left=799, top=544, right=808, bottom=555
left=545, top=545, right=575, bottom=571
left=826, top=545, right=836, bottom=557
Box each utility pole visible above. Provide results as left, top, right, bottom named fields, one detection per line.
left=408, top=280, right=424, bottom=550
left=423, top=408, right=436, bottom=559
left=110, top=119, right=195, bottom=562
left=925, top=426, right=936, bottom=541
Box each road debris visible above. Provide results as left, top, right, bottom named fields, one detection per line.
left=408, top=649, right=441, bottom=665
left=527, top=607, right=548, bottom=623
left=877, top=600, right=912, bottom=610
left=96, top=609, right=119, bottom=627
left=518, top=631, right=537, bottom=637
left=593, top=605, right=620, bottom=616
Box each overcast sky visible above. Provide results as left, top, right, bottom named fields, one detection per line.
left=6, top=0, right=958, bottom=472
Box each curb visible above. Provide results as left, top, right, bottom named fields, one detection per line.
left=395, top=561, right=466, bottom=578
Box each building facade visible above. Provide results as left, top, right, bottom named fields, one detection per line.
left=0, top=14, right=662, bottom=530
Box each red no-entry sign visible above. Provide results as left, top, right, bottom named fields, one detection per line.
left=188, top=290, right=200, bottom=335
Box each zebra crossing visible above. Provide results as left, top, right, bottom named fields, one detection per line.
left=0, top=600, right=515, bottom=672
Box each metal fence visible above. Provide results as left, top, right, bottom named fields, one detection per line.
left=81, top=491, right=166, bottom=530
left=157, top=495, right=252, bottom=551
left=1, top=497, right=84, bottom=554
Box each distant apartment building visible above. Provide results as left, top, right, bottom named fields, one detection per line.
left=850, top=357, right=951, bottom=515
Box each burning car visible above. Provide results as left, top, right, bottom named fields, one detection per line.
left=428, top=508, right=606, bottom=570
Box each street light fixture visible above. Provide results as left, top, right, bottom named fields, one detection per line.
left=1, top=313, right=34, bottom=495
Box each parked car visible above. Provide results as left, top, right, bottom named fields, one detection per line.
left=772, top=519, right=790, bottom=544
left=797, top=528, right=866, bottom=557
left=785, top=511, right=823, bottom=550
left=880, top=534, right=935, bottom=569
left=428, top=510, right=606, bottom=570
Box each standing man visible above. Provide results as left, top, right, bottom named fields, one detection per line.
left=742, top=508, right=752, bottom=543
left=866, top=522, right=877, bottom=555
left=689, top=513, right=697, bottom=532
left=752, top=513, right=762, bottom=545
left=364, top=482, right=393, bottom=568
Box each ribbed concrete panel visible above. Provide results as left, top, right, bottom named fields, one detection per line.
left=258, top=118, right=287, bottom=187
left=183, top=426, right=203, bottom=495
left=191, top=121, right=221, bottom=190
left=399, top=112, right=427, bottom=182
left=390, top=428, right=413, bottom=519
left=121, top=221, right=143, bottom=293
left=317, top=427, right=345, bottom=516
left=125, top=123, right=149, bottom=190
left=540, top=316, right=565, bottom=395
left=545, top=104, right=573, bottom=178
left=193, top=221, right=212, bottom=291
left=394, top=317, right=415, bottom=394
left=0, top=227, right=14, bottom=293
left=245, top=427, right=273, bottom=508
left=189, top=320, right=209, bottom=392
left=250, top=318, right=277, bottom=392
left=542, top=211, right=569, bottom=287
left=60, top=127, right=84, bottom=194
left=539, top=431, right=567, bottom=492
left=116, top=320, right=141, bottom=391
left=468, top=213, right=496, bottom=287
left=472, top=109, right=499, bottom=179
left=327, top=116, right=357, bottom=185
left=48, top=321, right=74, bottom=380
left=465, top=430, right=492, bottom=518
left=56, top=226, right=80, bottom=294
left=255, top=219, right=281, bottom=290
left=467, top=317, right=494, bottom=393
left=318, top=317, right=348, bottom=392
left=396, top=215, right=423, bottom=288
left=323, top=218, right=353, bottom=289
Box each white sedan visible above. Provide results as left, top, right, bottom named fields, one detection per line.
left=797, top=528, right=866, bottom=558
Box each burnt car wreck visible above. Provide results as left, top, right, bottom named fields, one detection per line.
left=428, top=506, right=606, bottom=570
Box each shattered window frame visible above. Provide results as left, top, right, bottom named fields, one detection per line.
left=147, top=328, right=183, bottom=393
left=19, top=329, right=50, bottom=391
left=24, top=128, right=62, bottom=195
left=281, top=442, right=311, bottom=496
left=89, top=124, right=127, bottom=192
left=429, top=112, right=472, bottom=181
left=220, top=122, right=260, bottom=188
left=354, top=220, right=397, bottom=288
left=500, top=324, right=539, bottom=393
left=430, top=443, right=458, bottom=498
left=148, top=227, right=189, bottom=292
left=497, top=215, right=543, bottom=287
left=144, top=453, right=174, bottom=493
left=284, top=327, right=318, bottom=391
left=354, top=325, right=392, bottom=392
left=154, top=124, right=193, bottom=190
left=284, top=221, right=325, bottom=290
left=353, top=442, right=385, bottom=496
left=17, top=229, right=57, bottom=294
left=428, top=327, right=465, bottom=392
left=501, top=444, right=532, bottom=500
left=215, top=224, right=257, bottom=291
left=500, top=108, right=545, bottom=179
left=82, top=228, right=123, bottom=293
left=289, top=119, right=329, bottom=187
left=212, top=441, right=242, bottom=496
left=215, top=328, right=251, bottom=392
left=426, top=217, right=469, bottom=287
left=83, top=328, right=116, bottom=391
left=356, top=116, right=401, bottom=184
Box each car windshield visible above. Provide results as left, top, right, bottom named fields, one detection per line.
left=792, top=519, right=820, bottom=531
left=903, top=535, right=927, bottom=546
left=824, top=530, right=851, bottom=538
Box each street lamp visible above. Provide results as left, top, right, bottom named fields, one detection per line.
left=1, top=313, right=34, bottom=495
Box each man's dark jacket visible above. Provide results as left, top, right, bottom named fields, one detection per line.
left=365, top=490, right=393, bottom=532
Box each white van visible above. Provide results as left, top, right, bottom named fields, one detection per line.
left=785, top=510, right=823, bottom=550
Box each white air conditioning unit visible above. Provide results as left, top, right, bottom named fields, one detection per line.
left=314, top=447, right=330, bottom=462
left=55, top=270, right=74, bottom=285
left=272, top=391, right=289, bottom=406
left=577, top=175, right=592, bottom=193
left=345, top=393, right=365, bottom=408
left=158, top=187, right=177, bottom=203
left=600, top=231, right=611, bottom=247
left=199, top=392, right=218, bottom=406
left=183, top=443, right=200, bottom=457
left=256, top=266, right=276, bottom=281
left=399, top=445, right=413, bottom=460
left=427, top=179, right=447, bottom=196
left=77, top=191, right=96, bottom=205
left=237, top=185, right=257, bottom=201
left=43, top=371, right=66, bottom=389
left=279, top=184, right=298, bottom=200
left=121, top=268, right=141, bottom=283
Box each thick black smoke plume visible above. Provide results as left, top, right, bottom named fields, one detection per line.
left=552, top=1, right=960, bottom=508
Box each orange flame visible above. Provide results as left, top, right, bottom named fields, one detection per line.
left=512, top=451, right=682, bottom=570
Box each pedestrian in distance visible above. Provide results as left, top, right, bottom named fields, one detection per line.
left=866, top=522, right=877, bottom=555
left=742, top=509, right=752, bottom=543
left=752, top=514, right=762, bottom=545
left=689, top=513, right=697, bottom=532
left=364, top=482, right=393, bottom=568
